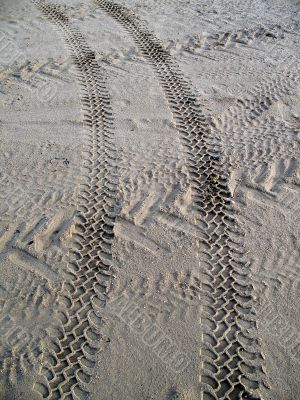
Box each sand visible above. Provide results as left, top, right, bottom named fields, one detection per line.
left=0, top=0, right=300, bottom=399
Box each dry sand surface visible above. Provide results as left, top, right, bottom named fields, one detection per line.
left=0, top=0, right=300, bottom=399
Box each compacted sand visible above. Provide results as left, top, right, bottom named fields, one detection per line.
left=0, top=0, right=300, bottom=399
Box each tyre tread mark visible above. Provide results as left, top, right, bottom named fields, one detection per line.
left=95, top=1, right=269, bottom=399
left=32, top=2, right=118, bottom=399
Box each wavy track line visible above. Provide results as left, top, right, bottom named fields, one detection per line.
left=32, top=2, right=118, bottom=399
left=95, top=1, right=268, bottom=399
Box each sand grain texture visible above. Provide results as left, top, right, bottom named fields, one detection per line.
left=0, top=0, right=300, bottom=399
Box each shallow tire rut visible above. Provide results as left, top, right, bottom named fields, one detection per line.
left=32, top=2, right=119, bottom=399
left=95, top=1, right=268, bottom=399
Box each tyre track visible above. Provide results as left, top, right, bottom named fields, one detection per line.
left=212, top=74, right=300, bottom=169
left=95, top=1, right=268, bottom=399
left=214, top=76, right=297, bottom=130
left=32, top=2, right=118, bottom=399
left=166, top=24, right=285, bottom=56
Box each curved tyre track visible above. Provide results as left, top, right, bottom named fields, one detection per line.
left=32, top=2, right=118, bottom=399
left=95, top=1, right=268, bottom=399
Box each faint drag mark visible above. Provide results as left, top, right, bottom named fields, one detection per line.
left=107, top=271, right=201, bottom=324
left=96, top=1, right=268, bottom=399
left=0, top=270, right=59, bottom=389
left=0, top=222, right=59, bottom=283
left=0, top=57, right=73, bottom=104
left=213, top=76, right=300, bottom=169
left=105, top=292, right=191, bottom=373
left=32, top=2, right=119, bottom=399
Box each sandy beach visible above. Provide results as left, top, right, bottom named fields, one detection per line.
left=0, top=0, right=300, bottom=399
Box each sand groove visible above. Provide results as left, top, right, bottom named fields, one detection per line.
left=32, top=2, right=119, bottom=399
left=96, top=1, right=268, bottom=398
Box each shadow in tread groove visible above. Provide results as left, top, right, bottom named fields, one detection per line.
left=95, top=1, right=269, bottom=399
left=32, top=1, right=119, bottom=399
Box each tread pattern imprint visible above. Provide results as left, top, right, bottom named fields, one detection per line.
left=32, top=2, right=119, bottom=399
left=95, top=1, right=269, bottom=400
